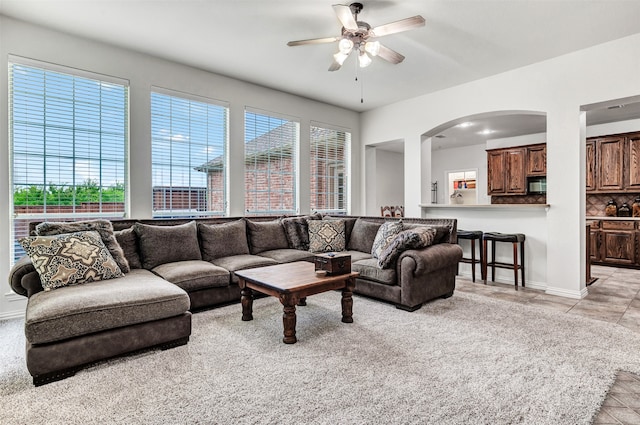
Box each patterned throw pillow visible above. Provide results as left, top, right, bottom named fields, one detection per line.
left=371, top=220, right=404, bottom=259
left=308, top=219, right=346, bottom=253
left=19, top=231, right=123, bottom=291
left=378, top=226, right=437, bottom=269
left=35, top=219, right=130, bottom=273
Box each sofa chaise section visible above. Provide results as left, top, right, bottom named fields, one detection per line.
left=10, top=266, right=191, bottom=386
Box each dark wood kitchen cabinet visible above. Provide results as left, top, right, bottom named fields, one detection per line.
left=596, top=135, right=625, bottom=191
left=526, top=144, right=546, bottom=176
left=626, top=133, right=640, bottom=190
left=487, top=147, right=526, bottom=195
left=586, top=140, right=596, bottom=192
left=593, top=220, right=636, bottom=266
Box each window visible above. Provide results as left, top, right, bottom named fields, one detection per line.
left=310, top=124, right=350, bottom=214
left=151, top=89, right=228, bottom=217
left=9, top=60, right=128, bottom=262
left=244, top=109, right=299, bottom=215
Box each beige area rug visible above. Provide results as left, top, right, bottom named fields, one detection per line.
left=1, top=290, right=639, bottom=425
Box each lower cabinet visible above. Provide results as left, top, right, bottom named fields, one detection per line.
left=591, top=220, right=638, bottom=267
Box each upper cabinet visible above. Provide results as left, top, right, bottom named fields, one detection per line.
left=487, top=143, right=545, bottom=196
left=526, top=144, right=546, bottom=176
left=587, top=132, right=640, bottom=193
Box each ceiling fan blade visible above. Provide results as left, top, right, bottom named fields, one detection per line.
left=328, top=60, right=343, bottom=72
left=332, top=4, right=359, bottom=31
left=377, top=44, right=405, bottom=64
left=371, top=15, right=425, bottom=37
left=287, top=36, right=340, bottom=47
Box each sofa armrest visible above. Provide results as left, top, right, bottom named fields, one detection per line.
left=397, top=243, right=463, bottom=276
left=9, top=256, right=43, bottom=298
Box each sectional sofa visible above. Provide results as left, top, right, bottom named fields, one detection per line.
left=9, top=215, right=462, bottom=385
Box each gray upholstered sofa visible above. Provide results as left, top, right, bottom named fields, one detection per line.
left=9, top=215, right=461, bottom=385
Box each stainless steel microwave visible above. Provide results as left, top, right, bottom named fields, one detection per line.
left=528, top=177, right=547, bottom=194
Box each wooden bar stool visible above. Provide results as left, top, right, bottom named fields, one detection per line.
left=456, top=230, right=484, bottom=282
left=482, top=232, right=526, bottom=289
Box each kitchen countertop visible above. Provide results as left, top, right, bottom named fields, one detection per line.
left=420, top=203, right=549, bottom=209
left=587, top=216, right=640, bottom=221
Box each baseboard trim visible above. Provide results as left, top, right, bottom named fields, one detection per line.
left=456, top=271, right=547, bottom=291
left=2, top=291, right=27, bottom=321
left=0, top=310, right=25, bottom=321
left=544, top=285, right=588, bottom=300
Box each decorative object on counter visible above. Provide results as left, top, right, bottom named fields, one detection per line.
left=618, top=203, right=632, bottom=217
left=450, top=190, right=464, bottom=204
left=605, top=199, right=618, bottom=217
left=633, top=197, right=640, bottom=217
left=431, top=181, right=438, bottom=203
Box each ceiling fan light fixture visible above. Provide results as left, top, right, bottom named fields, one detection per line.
left=334, top=52, right=349, bottom=65
left=338, top=38, right=354, bottom=54
left=358, top=51, right=372, bottom=68
left=364, top=41, right=380, bottom=56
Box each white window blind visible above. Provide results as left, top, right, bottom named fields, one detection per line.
left=9, top=61, right=128, bottom=261
left=151, top=90, right=228, bottom=217
left=244, top=110, right=299, bottom=215
left=310, top=124, right=350, bottom=214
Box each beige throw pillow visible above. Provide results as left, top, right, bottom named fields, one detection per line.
left=19, top=231, right=123, bottom=291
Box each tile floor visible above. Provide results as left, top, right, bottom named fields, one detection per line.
left=455, top=265, right=640, bottom=424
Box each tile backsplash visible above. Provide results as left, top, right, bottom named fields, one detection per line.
left=586, top=194, right=640, bottom=216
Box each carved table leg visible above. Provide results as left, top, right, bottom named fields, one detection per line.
left=297, top=297, right=307, bottom=306
left=241, top=284, right=253, bottom=321
left=280, top=294, right=298, bottom=344
left=341, top=277, right=354, bottom=323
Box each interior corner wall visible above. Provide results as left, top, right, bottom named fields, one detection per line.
left=360, top=32, right=640, bottom=298
left=375, top=150, right=404, bottom=211
left=0, top=16, right=361, bottom=319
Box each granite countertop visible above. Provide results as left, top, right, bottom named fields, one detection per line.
left=420, top=203, right=549, bottom=209
left=587, top=216, right=640, bottom=221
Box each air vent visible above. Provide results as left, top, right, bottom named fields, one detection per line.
left=607, top=105, right=625, bottom=110
left=435, top=134, right=446, bottom=138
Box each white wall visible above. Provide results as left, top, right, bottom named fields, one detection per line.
left=375, top=150, right=404, bottom=211
left=587, top=118, right=640, bottom=138
left=431, top=143, right=489, bottom=205
left=487, top=132, right=547, bottom=150
left=361, top=32, right=640, bottom=299
left=0, top=17, right=361, bottom=319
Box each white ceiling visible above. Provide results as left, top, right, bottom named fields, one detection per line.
left=1, top=0, right=640, bottom=114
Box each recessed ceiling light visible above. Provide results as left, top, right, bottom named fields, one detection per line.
left=479, top=129, right=494, bottom=135
left=457, top=122, right=473, bottom=128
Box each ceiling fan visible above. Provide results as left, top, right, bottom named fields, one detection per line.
left=287, top=2, right=425, bottom=72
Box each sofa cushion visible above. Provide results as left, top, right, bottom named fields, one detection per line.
left=114, top=227, right=142, bottom=269
left=404, top=223, right=451, bottom=244
left=134, top=221, right=201, bottom=269
left=371, top=220, right=404, bottom=259
left=246, top=219, right=289, bottom=254
left=281, top=214, right=322, bottom=250
left=258, top=248, right=315, bottom=263
left=19, top=231, right=123, bottom=292
left=378, top=226, right=437, bottom=269
left=325, top=216, right=357, bottom=245
left=35, top=219, right=130, bottom=273
left=347, top=219, right=381, bottom=253
left=210, top=254, right=279, bottom=283
left=152, top=260, right=230, bottom=291
left=199, top=219, right=250, bottom=261
left=308, top=219, right=346, bottom=253
left=341, top=250, right=374, bottom=263
left=25, top=269, right=189, bottom=344
left=352, top=258, right=396, bottom=285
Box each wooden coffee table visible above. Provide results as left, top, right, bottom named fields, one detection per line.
left=235, top=261, right=359, bottom=344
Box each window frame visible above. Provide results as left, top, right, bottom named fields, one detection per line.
left=150, top=87, right=230, bottom=218
left=9, top=56, right=130, bottom=262
left=310, top=122, right=351, bottom=215
left=244, top=107, right=300, bottom=216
